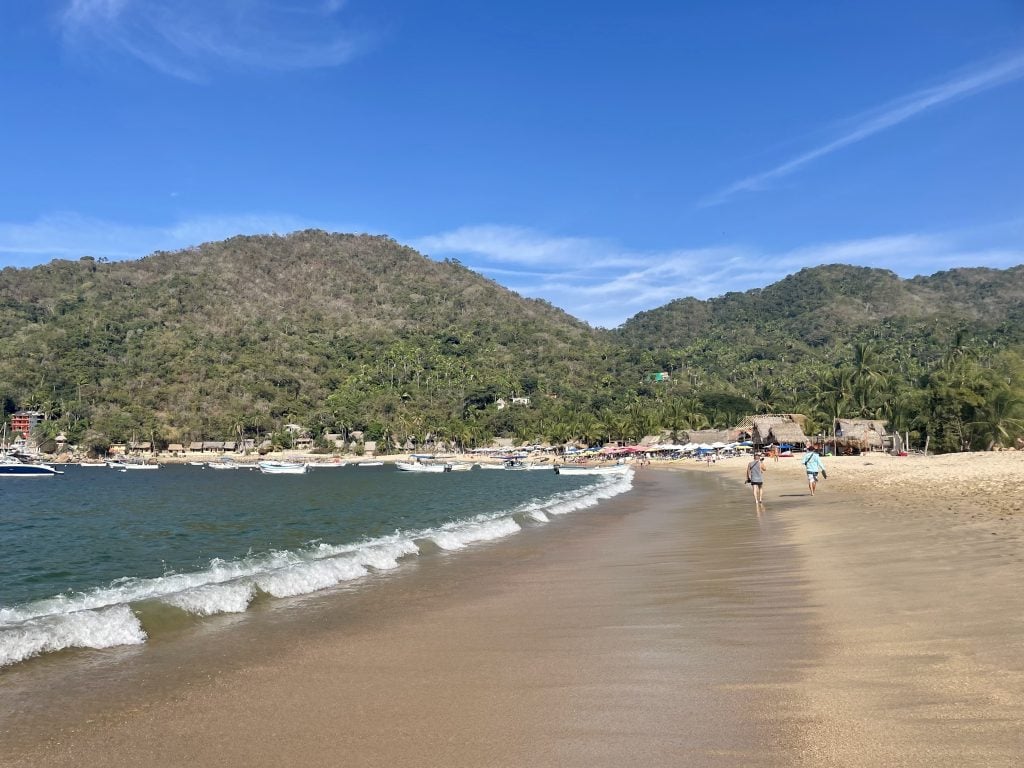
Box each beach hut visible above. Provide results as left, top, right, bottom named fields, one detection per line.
left=684, top=428, right=736, bottom=446
left=189, top=441, right=204, bottom=454
left=746, top=415, right=809, bottom=449
left=834, top=419, right=888, bottom=453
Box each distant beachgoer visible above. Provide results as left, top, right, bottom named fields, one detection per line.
left=746, top=452, right=766, bottom=507
left=801, top=446, right=826, bottom=496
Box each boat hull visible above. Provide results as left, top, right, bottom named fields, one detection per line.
left=257, top=461, right=308, bottom=475
left=396, top=461, right=450, bottom=472
left=0, top=464, right=61, bottom=477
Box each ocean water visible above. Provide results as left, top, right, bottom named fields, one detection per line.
left=0, top=463, right=633, bottom=669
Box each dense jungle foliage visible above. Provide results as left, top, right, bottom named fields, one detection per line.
left=1, top=231, right=1022, bottom=454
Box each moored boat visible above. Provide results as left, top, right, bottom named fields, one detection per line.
left=0, top=454, right=63, bottom=477
left=257, top=460, right=308, bottom=475
left=208, top=457, right=242, bottom=470
left=395, top=460, right=451, bottom=473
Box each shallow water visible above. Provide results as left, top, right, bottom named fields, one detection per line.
left=0, top=463, right=632, bottom=668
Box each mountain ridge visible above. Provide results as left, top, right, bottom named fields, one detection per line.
left=2, top=231, right=1022, bottom=453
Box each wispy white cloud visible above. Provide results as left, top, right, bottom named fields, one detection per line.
left=704, top=50, right=1024, bottom=206
left=417, top=224, right=1024, bottom=328
left=59, top=0, right=368, bottom=81
left=412, top=225, right=611, bottom=267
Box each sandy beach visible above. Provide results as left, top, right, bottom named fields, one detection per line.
left=3, top=452, right=1022, bottom=767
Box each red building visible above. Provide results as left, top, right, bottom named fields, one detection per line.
left=10, top=410, right=43, bottom=438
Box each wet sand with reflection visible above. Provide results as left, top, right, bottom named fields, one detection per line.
left=3, top=462, right=1022, bottom=767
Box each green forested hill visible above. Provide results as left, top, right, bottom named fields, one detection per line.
left=2, top=235, right=1022, bottom=454
left=0, top=231, right=613, bottom=448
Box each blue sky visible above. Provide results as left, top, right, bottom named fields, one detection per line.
left=2, top=1, right=1023, bottom=327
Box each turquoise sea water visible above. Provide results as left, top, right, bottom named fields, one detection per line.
left=0, top=463, right=632, bottom=668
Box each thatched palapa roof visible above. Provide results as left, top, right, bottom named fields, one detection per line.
left=749, top=415, right=809, bottom=446
left=835, top=419, right=887, bottom=450
left=684, top=428, right=737, bottom=444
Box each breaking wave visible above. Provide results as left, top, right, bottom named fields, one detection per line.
left=0, top=469, right=632, bottom=668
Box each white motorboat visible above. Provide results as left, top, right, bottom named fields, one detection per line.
left=356, top=461, right=383, bottom=467
left=109, top=458, right=160, bottom=470
left=396, top=460, right=451, bottom=473
left=0, top=454, right=63, bottom=477
left=257, top=460, right=308, bottom=475
left=208, top=457, right=242, bottom=470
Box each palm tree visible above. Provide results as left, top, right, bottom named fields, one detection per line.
left=754, top=383, right=778, bottom=414
left=970, top=388, right=1024, bottom=450
left=810, top=367, right=852, bottom=449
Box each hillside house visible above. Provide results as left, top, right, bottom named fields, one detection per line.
left=10, top=410, right=43, bottom=438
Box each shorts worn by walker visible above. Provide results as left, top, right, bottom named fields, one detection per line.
left=807, top=472, right=819, bottom=482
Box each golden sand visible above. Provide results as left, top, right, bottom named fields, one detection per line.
left=3, top=452, right=1022, bottom=767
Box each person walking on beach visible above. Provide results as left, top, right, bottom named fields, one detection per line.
left=801, top=445, right=826, bottom=496
left=746, top=452, right=766, bottom=508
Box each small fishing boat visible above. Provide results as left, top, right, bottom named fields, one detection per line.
left=207, top=457, right=242, bottom=470
left=356, top=461, right=383, bottom=467
left=106, top=458, right=159, bottom=470
left=0, top=454, right=63, bottom=477
left=396, top=460, right=451, bottom=473
left=257, top=460, right=308, bottom=475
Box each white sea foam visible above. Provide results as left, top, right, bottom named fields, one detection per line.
left=255, top=555, right=368, bottom=598
left=0, top=605, right=146, bottom=668
left=0, top=469, right=634, bottom=667
left=163, top=582, right=256, bottom=616
left=427, top=516, right=522, bottom=550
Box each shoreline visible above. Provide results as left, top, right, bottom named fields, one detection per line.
left=3, top=456, right=1023, bottom=766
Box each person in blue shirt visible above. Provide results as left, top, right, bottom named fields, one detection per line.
left=801, top=446, right=826, bottom=496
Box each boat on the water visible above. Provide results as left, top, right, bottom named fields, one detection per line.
left=257, top=460, right=308, bottom=475
left=356, top=461, right=383, bottom=467
left=396, top=460, right=451, bottom=473
left=108, top=457, right=159, bottom=470
left=207, top=457, right=242, bottom=470
left=0, top=454, right=63, bottom=477
left=553, top=464, right=630, bottom=476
